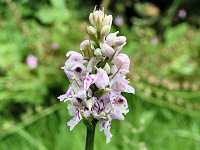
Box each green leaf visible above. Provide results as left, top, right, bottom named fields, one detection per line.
left=165, top=24, right=188, bottom=47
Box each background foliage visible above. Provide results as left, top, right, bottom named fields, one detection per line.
left=0, top=0, right=200, bottom=150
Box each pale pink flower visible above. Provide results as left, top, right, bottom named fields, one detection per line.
left=67, top=110, right=82, bottom=131
left=84, top=75, right=96, bottom=91
left=111, top=76, right=135, bottom=94
left=178, top=9, right=187, bottom=19
left=80, top=40, right=91, bottom=51
left=105, top=32, right=119, bottom=46
left=114, top=16, right=124, bottom=27
left=110, top=93, right=129, bottom=117
left=112, top=53, right=130, bottom=74
left=100, top=43, right=115, bottom=58
left=51, top=43, right=60, bottom=50
left=66, top=51, right=84, bottom=62
left=26, top=55, right=38, bottom=69
left=114, top=36, right=126, bottom=47
left=64, top=61, right=86, bottom=80
left=95, top=68, right=110, bottom=89
left=57, top=86, right=74, bottom=102
left=105, top=32, right=126, bottom=47
left=100, top=119, right=112, bottom=143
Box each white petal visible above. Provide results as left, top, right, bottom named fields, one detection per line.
left=99, top=120, right=112, bottom=143
left=57, top=94, right=68, bottom=101
left=124, top=85, right=135, bottom=94
left=111, top=107, right=124, bottom=120
left=57, top=87, right=74, bottom=101
left=67, top=111, right=82, bottom=131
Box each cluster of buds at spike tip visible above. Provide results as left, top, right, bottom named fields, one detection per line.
left=87, top=8, right=112, bottom=41
left=58, top=8, right=135, bottom=143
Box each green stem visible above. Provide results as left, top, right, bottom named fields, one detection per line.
left=85, top=119, right=97, bottom=150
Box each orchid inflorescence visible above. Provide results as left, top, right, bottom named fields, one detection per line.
left=58, top=8, right=135, bottom=143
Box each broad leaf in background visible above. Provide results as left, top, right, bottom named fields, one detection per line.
left=36, top=0, right=69, bottom=24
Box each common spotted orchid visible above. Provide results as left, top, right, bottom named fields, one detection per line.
left=58, top=8, right=135, bottom=148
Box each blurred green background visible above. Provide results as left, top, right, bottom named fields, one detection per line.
left=0, top=0, right=200, bottom=149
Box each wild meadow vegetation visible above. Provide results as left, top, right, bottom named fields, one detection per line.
left=0, top=0, right=200, bottom=150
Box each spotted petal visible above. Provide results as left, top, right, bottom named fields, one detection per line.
left=84, top=75, right=96, bottom=91
left=67, top=111, right=82, bottom=131
left=100, top=119, right=112, bottom=143
left=57, top=86, right=74, bottom=102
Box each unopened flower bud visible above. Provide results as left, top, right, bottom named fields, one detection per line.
left=103, top=63, right=111, bottom=74
left=93, top=10, right=104, bottom=28
left=80, top=40, right=90, bottom=51
left=89, top=13, right=95, bottom=26
left=87, top=26, right=97, bottom=36
left=114, top=36, right=126, bottom=46
left=100, top=43, right=115, bottom=58
left=105, top=31, right=119, bottom=46
left=101, top=25, right=111, bottom=38
left=94, top=48, right=102, bottom=56
left=80, top=40, right=95, bottom=58
left=103, top=15, right=112, bottom=26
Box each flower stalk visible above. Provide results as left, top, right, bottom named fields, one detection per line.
left=84, top=119, right=97, bottom=150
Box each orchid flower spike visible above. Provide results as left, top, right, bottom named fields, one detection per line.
left=58, top=7, right=135, bottom=144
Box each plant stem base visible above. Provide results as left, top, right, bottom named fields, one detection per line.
left=85, top=119, right=97, bottom=150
